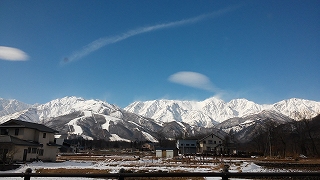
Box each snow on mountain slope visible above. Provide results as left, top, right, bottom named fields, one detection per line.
left=0, top=97, right=158, bottom=142
left=226, top=98, right=269, bottom=116
left=182, top=110, right=216, bottom=127
left=0, top=98, right=31, bottom=117
left=125, top=97, right=320, bottom=127
left=216, top=110, right=294, bottom=142
left=67, top=117, right=83, bottom=136
left=0, top=96, right=120, bottom=124
left=124, top=99, right=220, bottom=126
left=109, top=134, right=130, bottom=142
left=0, top=108, right=40, bottom=124
left=271, top=98, right=320, bottom=120
left=36, top=96, right=118, bottom=122
left=1, top=96, right=320, bottom=142
left=124, top=97, right=266, bottom=126
left=100, top=114, right=122, bottom=131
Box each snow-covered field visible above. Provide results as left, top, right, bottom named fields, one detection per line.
left=0, top=156, right=318, bottom=180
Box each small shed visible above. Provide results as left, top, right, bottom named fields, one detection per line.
left=155, top=147, right=178, bottom=158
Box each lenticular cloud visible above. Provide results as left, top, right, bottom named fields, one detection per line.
left=0, top=46, right=29, bottom=61
left=168, top=71, right=215, bottom=92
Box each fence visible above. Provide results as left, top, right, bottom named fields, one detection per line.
left=1, top=168, right=320, bottom=180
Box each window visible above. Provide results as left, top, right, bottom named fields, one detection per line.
left=43, top=133, right=46, bottom=138
left=208, top=140, right=213, bottom=144
left=214, top=141, right=216, bottom=144
left=0, top=129, right=8, bottom=135
left=181, top=143, right=184, bottom=146
left=186, top=144, right=190, bottom=146
left=203, top=141, right=206, bottom=144
left=219, top=141, right=221, bottom=144
left=15, top=128, right=19, bottom=135
left=32, top=148, right=37, bottom=154
left=39, top=149, right=44, bottom=156
left=191, top=144, right=195, bottom=146
left=28, top=147, right=31, bottom=153
left=1, top=149, right=8, bottom=156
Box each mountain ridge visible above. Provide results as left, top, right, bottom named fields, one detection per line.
left=0, top=96, right=319, bottom=143
left=125, top=97, right=320, bottom=126
left=0, top=98, right=32, bottom=117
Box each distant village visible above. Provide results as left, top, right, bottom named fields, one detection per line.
left=0, top=119, right=238, bottom=164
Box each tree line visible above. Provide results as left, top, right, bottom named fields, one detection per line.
left=240, top=114, right=320, bottom=158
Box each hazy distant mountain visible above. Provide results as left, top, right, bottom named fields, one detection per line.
left=0, top=96, right=319, bottom=143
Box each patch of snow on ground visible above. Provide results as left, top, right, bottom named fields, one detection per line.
left=1, top=158, right=319, bottom=180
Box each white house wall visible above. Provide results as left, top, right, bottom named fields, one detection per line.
left=42, top=146, right=58, bottom=161
left=166, top=150, right=174, bottom=158
left=156, top=150, right=162, bottom=158
left=199, top=134, right=225, bottom=153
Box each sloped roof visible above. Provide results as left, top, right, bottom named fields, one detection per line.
left=198, top=129, right=230, bottom=142
left=0, top=119, right=58, bottom=133
left=0, top=135, right=42, bottom=147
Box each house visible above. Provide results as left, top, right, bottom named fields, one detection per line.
left=198, top=129, right=236, bottom=155
left=155, top=147, right=178, bottom=158
left=176, top=139, right=197, bottom=155
left=0, top=119, right=60, bottom=162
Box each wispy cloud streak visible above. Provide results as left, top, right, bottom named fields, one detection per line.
left=62, top=5, right=240, bottom=64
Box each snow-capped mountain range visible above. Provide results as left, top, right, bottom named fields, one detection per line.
left=124, top=97, right=320, bottom=126
left=0, top=96, right=320, bottom=143
left=0, top=97, right=163, bottom=142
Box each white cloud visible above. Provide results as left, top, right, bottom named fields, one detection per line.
left=168, top=71, right=216, bottom=92
left=0, top=46, right=29, bottom=61
left=62, top=5, right=240, bottom=64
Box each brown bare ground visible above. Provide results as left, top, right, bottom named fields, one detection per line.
left=52, top=155, right=320, bottom=178
left=36, top=168, right=110, bottom=174
left=36, top=168, right=205, bottom=180
left=57, top=155, right=137, bottom=161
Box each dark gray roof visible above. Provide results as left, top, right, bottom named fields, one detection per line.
left=0, top=119, right=58, bottom=133
left=0, top=135, right=42, bottom=147
left=198, top=129, right=229, bottom=141
left=177, top=139, right=197, bottom=143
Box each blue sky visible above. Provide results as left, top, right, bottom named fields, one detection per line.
left=0, top=0, right=319, bottom=107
